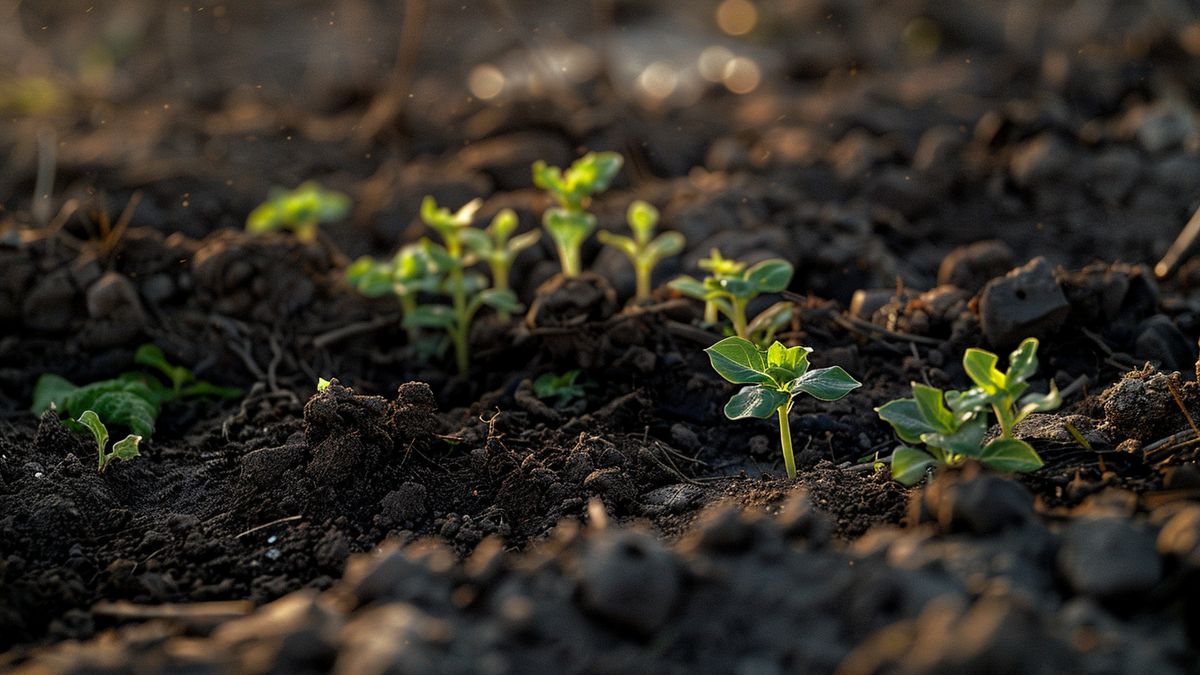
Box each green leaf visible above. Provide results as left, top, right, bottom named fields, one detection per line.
left=110, top=435, right=142, bottom=463
left=668, top=275, right=709, bottom=300
left=246, top=202, right=281, bottom=233
left=317, top=378, right=332, bottom=391
left=458, top=227, right=493, bottom=257
left=945, top=387, right=993, bottom=414
left=746, top=302, right=793, bottom=344
left=507, top=229, right=541, bottom=255
left=403, top=305, right=457, bottom=329
left=724, top=385, right=789, bottom=420
left=704, top=336, right=772, bottom=385
left=76, top=410, right=109, bottom=466
left=890, top=446, right=937, bottom=485
left=627, top=200, right=659, bottom=242
left=744, top=259, right=793, bottom=293
left=478, top=289, right=524, bottom=314
left=1005, top=338, right=1039, bottom=386
left=699, top=248, right=745, bottom=277
left=488, top=209, right=519, bottom=242
left=712, top=276, right=754, bottom=299
left=135, top=344, right=191, bottom=390
left=646, top=231, right=685, bottom=260
left=597, top=231, right=638, bottom=259
left=90, top=391, right=157, bottom=439
left=571, top=151, right=623, bottom=195
left=921, top=415, right=986, bottom=456
left=978, top=438, right=1044, bottom=473
left=32, top=374, right=78, bottom=414
left=876, top=398, right=937, bottom=445
left=791, top=366, right=861, bottom=401
left=1015, top=380, right=1061, bottom=423
left=963, top=348, right=1005, bottom=395
left=175, top=382, right=243, bottom=400
left=912, top=383, right=955, bottom=433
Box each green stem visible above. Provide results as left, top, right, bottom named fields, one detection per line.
left=635, top=261, right=651, bottom=301
left=490, top=259, right=510, bottom=322
left=778, top=404, right=796, bottom=479
left=993, top=399, right=1015, bottom=439
left=731, top=298, right=749, bottom=339
left=450, top=265, right=469, bottom=376
left=558, top=243, right=580, bottom=277
left=704, top=301, right=718, bottom=324
left=400, top=295, right=418, bottom=343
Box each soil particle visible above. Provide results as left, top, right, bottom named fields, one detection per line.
left=978, top=256, right=1071, bottom=350
left=938, top=240, right=1015, bottom=294
left=1098, top=366, right=1186, bottom=444
left=577, top=529, right=679, bottom=634
left=1058, top=517, right=1163, bottom=599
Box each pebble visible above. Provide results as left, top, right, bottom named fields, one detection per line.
left=938, top=240, right=1015, bottom=293
left=578, top=530, right=678, bottom=633
left=978, top=257, right=1070, bottom=349
left=1132, top=314, right=1196, bottom=374
left=1058, top=517, right=1162, bottom=598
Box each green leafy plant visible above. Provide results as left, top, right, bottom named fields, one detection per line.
left=532, top=151, right=623, bottom=277
left=533, top=369, right=585, bottom=406
left=671, top=255, right=794, bottom=344
left=459, top=208, right=541, bottom=321
left=246, top=181, right=350, bottom=242
left=77, top=410, right=141, bottom=473
left=597, top=200, right=685, bottom=301
left=346, top=243, right=441, bottom=341
left=409, top=196, right=524, bottom=375
left=876, top=338, right=1061, bottom=485
left=32, top=344, right=241, bottom=457
left=706, top=336, right=861, bottom=479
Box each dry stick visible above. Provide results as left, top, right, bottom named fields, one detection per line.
left=102, top=190, right=143, bottom=256
left=235, top=515, right=303, bottom=539
left=1167, top=378, right=1200, bottom=439
left=1155, top=204, right=1200, bottom=279
left=832, top=313, right=943, bottom=347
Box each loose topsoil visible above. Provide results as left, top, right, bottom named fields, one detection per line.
left=3, top=1, right=1200, bottom=673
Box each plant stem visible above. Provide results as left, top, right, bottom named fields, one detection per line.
left=400, top=295, right=418, bottom=343
left=777, top=404, right=796, bottom=479
left=490, top=259, right=510, bottom=322
left=993, top=399, right=1014, bottom=438
left=731, top=298, right=749, bottom=339
left=704, top=301, right=718, bottom=324
left=558, top=243, right=580, bottom=277
left=635, top=261, right=651, bottom=301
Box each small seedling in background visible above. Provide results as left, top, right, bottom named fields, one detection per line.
left=597, top=200, right=685, bottom=300
left=411, top=196, right=523, bottom=375
left=697, top=249, right=744, bottom=323
left=77, top=410, right=141, bottom=473
left=317, top=377, right=332, bottom=392
left=347, top=243, right=441, bottom=342
left=32, top=344, right=241, bottom=453
left=706, top=337, right=861, bottom=479
left=876, top=337, right=1061, bottom=485
left=246, top=181, right=350, bottom=242
left=459, top=208, right=541, bottom=321
left=671, top=256, right=794, bottom=345
left=534, top=369, right=586, bottom=406
left=532, top=151, right=623, bottom=277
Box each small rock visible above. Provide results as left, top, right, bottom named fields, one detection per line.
left=922, top=469, right=1035, bottom=535
left=578, top=530, right=678, bottom=633
left=978, top=257, right=1070, bottom=349
left=1058, top=518, right=1163, bottom=598
left=938, top=240, right=1015, bottom=294
left=669, top=423, right=700, bottom=452
left=380, top=483, right=428, bottom=526
left=1133, top=315, right=1196, bottom=374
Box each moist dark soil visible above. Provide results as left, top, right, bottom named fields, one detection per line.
left=3, top=1, right=1200, bottom=673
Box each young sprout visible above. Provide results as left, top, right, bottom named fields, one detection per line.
left=412, top=196, right=523, bottom=375
left=77, top=410, right=141, bottom=473
left=459, top=208, right=541, bottom=321
left=697, top=248, right=744, bottom=323
left=671, top=256, right=794, bottom=344
left=533, top=369, right=585, bottom=406
left=347, top=244, right=440, bottom=341
left=246, top=181, right=350, bottom=242
left=597, top=200, right=685, bottom=301
left=707, top=337, right=861, bottom=479
left=876, top=338, right=1061, bottom=485
left=532, top=151, right=623, bottom=277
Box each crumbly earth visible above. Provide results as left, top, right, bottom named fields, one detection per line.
left=2, top=1, right=1200, bottom=672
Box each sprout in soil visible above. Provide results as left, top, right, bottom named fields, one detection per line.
left=32, top=344, right=240, bottom=471
left=534, top=369, right=586, bottom=406
left=671, top=255, right=794, bottom=345
left=411, top=196, right=524, bottom=375
left=876, top=337, right=1061, bottom=485
left=77, top=410, right=141, bottom=473
left=532, top=151, right=623, bottom=277
left=459, top=208, right=541, bottom=321
left=706, top=336, right=861, bottom=479
left=597, top=200, right=685, bottom=301
left=246, top=181, right=350, bottom=242
left=346, top=243, right=441, bottom=342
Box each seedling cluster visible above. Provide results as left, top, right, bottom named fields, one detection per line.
left=33, top=344, right=241, bottom=473
left=671, top=251, right=794, bottom=344
left=246, top=181, right=350, bottom=242
left=876, top=338, right=1061, bottom=485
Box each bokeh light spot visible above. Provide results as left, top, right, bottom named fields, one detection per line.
left=716, top=0, right=758, bottom=37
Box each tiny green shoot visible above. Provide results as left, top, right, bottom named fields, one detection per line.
left=597, top=200, right=685, bottom=301
left=876, top=337, right=1061, bottom=485
left=533, top=369, right=585, bottom=406
left=532, top=151, right=623, bottom=277
left=460, top=208, right=541, bottom=321
left=706, top=336, right=861, bottom=479
left=347, top=243, right=440, bottom=342
left=317, top=377, right=332, bottom=392
left=77, top=410, right=141, bottom=473
left=671, top=255, right=794, bottom=344
left=246, top=181, right=350, bottom=242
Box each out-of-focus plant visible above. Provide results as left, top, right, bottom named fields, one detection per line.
left=532, top=151, right=623, bottom=277
left=533, top=369, right=585, bottom=406
left=347, top=244, right=441, bottom=342
left=246, top=181, right=350, bottom=242
left=459, top=208, right=541, bottom=321
left=670, top=255, right=794, bottom=345
left=597, top=200, right=685, bottom=301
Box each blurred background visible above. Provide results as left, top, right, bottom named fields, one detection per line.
left=3, top=0, right=1200, bottom=296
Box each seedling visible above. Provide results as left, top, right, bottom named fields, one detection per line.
left=459, top=208, right=541, bottom=321
left=597, top=200, right=685, bottom=300
left=534, top=369, right=585, bottom=406
left=32, top=344, right=240, bottom=455
left=532, top=151, right=623, bottom=277
left=246, top=181, right=350, bottom=242
left=706, top=336, right=861, bottom=479
left=671, top=256, right=794, bottom=344
left=697, top=248, right=744, bottom=323
left=876, top=338, right=1061, bottom=485
left=409, top=196, right=523, bottom=375
left=347, top=243, right=440, bottom=341
left=317, top=377, right=332, bottom=391
left=77, top=410, right=141, bottom=473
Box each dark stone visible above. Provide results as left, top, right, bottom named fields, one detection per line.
left=1132, top=315, right=1196, bottom=374
left=978, top=257, right=1070, bottom=349
left=938, top=240, right=1015, bottom=294
left=1058, top=517, right=1162, bottom=598
left=578, top=530, right=678, bottom=633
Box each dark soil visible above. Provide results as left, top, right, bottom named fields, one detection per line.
left=3, top=1, right=1200, bottom=672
